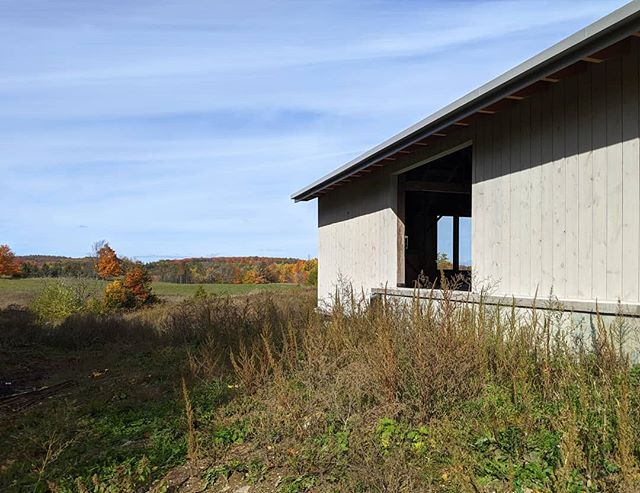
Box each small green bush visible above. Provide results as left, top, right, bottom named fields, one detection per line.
left=104, top=279, right=133, bottom=310
left=29, top=280, right=85, bottom=325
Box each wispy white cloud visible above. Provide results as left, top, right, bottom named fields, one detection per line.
left=0, top=0, right=629, bottom=257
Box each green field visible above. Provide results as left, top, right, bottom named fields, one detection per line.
left=0, top=277, right=304, bottom=307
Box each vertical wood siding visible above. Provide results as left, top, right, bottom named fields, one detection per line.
left=474, top=47, right=640, bottom=303
left=317, top=45, right=640, bottom=306
left=317, top=172, right=398, bottom=303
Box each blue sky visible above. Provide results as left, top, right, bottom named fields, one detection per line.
left=0, top=0, right=629, bottom=261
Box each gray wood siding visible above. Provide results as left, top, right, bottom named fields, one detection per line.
left=317, top=171, right=398, bottom=303
left=316, top=43, right=640, bottom=306
left=474, top=48, right=640, bottom=303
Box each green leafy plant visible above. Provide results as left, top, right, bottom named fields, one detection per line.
left=375, top=418, right=429, bottom=454
left=29, top=280, right=85, bottom=325
left=277, top=474, right=317, bottom=493
left=211, top=420, right=251, bottom=445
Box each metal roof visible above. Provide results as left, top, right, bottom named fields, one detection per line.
left=292, top=1, right=640, bottom=202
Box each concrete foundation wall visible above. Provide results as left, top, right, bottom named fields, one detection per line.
left=371, top=287, right=640, bottom=364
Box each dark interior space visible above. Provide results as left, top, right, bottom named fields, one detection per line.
left=400, top=146, right=472, bottom=290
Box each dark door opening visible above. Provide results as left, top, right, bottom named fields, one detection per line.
left=399, top=146, right=472, bottom=290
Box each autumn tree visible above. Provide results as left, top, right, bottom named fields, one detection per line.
left=242, top=267, right=266, bottom=284
left=103, top=279, right=130, bottom=310
left=0, top=245, right=20, bottom=277
left=96, top=243, right=122, bottom=279
left=123, top=265, right=154, bottom=306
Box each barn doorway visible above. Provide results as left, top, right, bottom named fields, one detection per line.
left=398, top=145, right=472, bottom=290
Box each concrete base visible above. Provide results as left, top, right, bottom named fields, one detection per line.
left=371, top=287, right=640, bottom=364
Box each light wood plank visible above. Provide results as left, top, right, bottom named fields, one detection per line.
left=520, top=98, right=532, bottom=296
left=552, top=81, right=567, bottom=298
left=529, top=92, right=543, bottom=299
left=591, top=61, right=608, bottom=300
left=565, top=74, right=580, bottom=298
left=490, top=114, right=502, bottom=291
left=472, top=125, right=485, bottom=288
left=577, top=67, right=594, bottom=299
left=509, top=105, right=521, bottom=294
left=500, top=112, right=511, bottom=295
left=540, top=87, right=554, bottom=299
left=605, top=56, right=623, bottom=301
left=622, top=48, right=640, bottom=301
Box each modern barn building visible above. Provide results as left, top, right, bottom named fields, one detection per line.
left=293, top=3, right=640, bottom=317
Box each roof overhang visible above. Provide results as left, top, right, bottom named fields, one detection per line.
left=292, top=1, right=640, bottom=202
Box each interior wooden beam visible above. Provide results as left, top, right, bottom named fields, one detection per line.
left=453, top=215, right=460, bottom=271
left=433, top=132, right=447, bottom=137
left=403, top=180, right=471, bottom=194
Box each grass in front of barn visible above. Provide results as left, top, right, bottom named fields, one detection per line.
left=1, top=284, right=640, bottom=492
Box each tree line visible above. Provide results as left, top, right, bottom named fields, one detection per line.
left=1, top=244, right=318, bottom=286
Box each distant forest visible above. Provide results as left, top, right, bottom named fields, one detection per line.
left=17, top=255, right=318, bottom=285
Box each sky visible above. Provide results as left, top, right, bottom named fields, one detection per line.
left=0, top=0, right=631, bottom=261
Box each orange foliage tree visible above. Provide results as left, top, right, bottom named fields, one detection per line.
left=124, top=265, right=153, bottom=306
left=242, top=267, right=266, bottom=284
left=0, top=245, right=20, bottom=277
left=96, top=244, right=122, bottom=279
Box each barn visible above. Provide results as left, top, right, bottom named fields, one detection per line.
left=293, top=3, right=640, bottom=318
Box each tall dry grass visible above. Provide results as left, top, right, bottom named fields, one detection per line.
left=187, top=288, right=640, bottom=491
left=3, top=285, right=638, bottom=491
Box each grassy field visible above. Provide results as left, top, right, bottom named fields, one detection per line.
left=0, top=277, right=302, bottom=307
left=1, top=283, right=639, bottom=491
left=151, top=281, right=302, bottom=298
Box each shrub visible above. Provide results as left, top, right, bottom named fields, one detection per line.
left=104, top=279, right=132, bottom=310
left=29, top=280, right=86, bottom=325
left=124, top=265, right=155, bottom=307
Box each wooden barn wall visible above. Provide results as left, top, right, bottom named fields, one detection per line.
left=474, top=47, right=640, bottom=302
left=317, top=44, right=640, bottom=305
left=317, top=171, right=398, bottom=303
left=316, top=127, right=473, bottom=303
